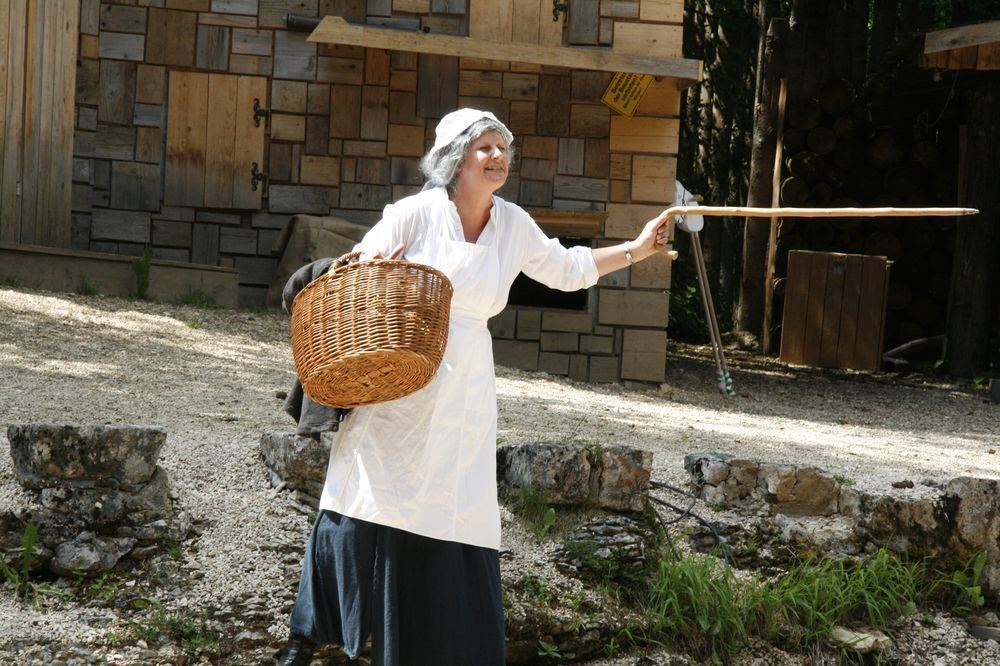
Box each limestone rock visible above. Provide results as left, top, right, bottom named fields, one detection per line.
left=259, top=432, right=331, bottom=490
left=554, top=515, right=650, bottom=580
left=498, top=443, right=651, bottom=511
left=773, top=514, right=860, bottom=554
left=8, top=424, right=165, bottom=489
left=36, top=466, right=172, bottom=526
left=758, top=464, right=840, bottom=516
left=944, top=477, right=1000, bottom=597
left=50, top=532, right=136, bottom=577
left=596, top=447, right=652, bottom=512
left=498, top=443, right=592, bottom=506
left=857, top=494, right=949, bottom=556
left=683, top=451, right=735, bottom=487
left=685, top=454, right=762, bottom=507
left=830, top=626, right=892, bottom=653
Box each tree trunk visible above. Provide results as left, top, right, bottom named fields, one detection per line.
left=947, top=79, right=1000, bottom=377
left=735, top=18, right=788, bottom=335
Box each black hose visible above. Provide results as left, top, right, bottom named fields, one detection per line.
left=287, top=14, right=322, bottom=31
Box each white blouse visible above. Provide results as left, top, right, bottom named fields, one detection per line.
left=318, top=187, right=599, bottom=549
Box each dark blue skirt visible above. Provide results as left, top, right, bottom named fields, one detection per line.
left=289, top=510, right=506, bottom=666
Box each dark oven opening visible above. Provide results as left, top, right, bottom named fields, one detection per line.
left=506, top=237, right=590, bottom=311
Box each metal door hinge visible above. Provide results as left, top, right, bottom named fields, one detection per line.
left=253, top=98, right=270, bottom=128
left=251, top=162, right=268, bottom=192
left=552, top=0, right=568, bottom=21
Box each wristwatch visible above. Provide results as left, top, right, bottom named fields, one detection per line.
left=624, top=241, right=635, bottom=266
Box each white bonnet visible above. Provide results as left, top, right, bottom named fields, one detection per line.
left=431, top=108, right=510, bottom=154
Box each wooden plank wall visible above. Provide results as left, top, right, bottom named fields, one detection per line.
left=71, top=0, right=687, bottom=380
left=1, top=0, right=78, bottom=247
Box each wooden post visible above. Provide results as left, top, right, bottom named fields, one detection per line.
left=736, top=18, right=787, bottom=337
left=761, top=78, right=787, bottom=354
left=947, top=79, right=1000, bottom=377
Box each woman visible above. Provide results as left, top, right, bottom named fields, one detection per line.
left=278, top=109, right=670, bottom=666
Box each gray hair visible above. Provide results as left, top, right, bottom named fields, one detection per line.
left=419, top=118, right=515, bottom=191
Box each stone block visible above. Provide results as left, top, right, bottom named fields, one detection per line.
left=493, top=339, right=539, bottom=371
left=50, top=532, right=136, bottom=577
left=259, top=432, right=331, bottom=490
left=598, top=446, right=653, bottom=512
left=758, top=464, right=840, bottom=517
left=569, top=354, right=588, bottom=381
left=538, top=352, right=570, bottom=376
left=487, top=308, right=516, bottom=338
left=8, top=424, right=165, bottom=490
left=589, top=355, right=618, bottom=383
left=516, top=309, right=541, bottom=340
left=598, top=289, right=669, bottom=327
left=621, top=329, right=666, bottom=382
left=541, top=310, right=593, bottom=333
left=579, top=334, right=612, bottom=354
left=540, top=331, right=578, bottom=352
left=497, top=442, right=651, bottom=511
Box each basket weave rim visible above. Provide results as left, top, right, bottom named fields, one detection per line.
left=291, top=258, right=454, bottom=315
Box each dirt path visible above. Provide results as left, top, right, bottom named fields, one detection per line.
left=0, top=287, right=996, bottom=664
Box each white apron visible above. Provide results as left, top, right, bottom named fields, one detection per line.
left=318, top=188, right=598, bottom=549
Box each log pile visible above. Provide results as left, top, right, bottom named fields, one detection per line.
left=773, top=79, right=958, bottom=350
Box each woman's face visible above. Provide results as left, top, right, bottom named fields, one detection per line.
left=454, top=130, right=510, bottom=195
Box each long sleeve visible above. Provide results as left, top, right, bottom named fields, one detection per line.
left=353, top=202, right=414, bottom=258
left=517, top=209, right=599, bottom=291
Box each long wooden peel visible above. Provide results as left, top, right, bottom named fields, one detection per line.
left=652, top=205, right=978, bottom=395
left=655, top=206, right=977, bottom=260
left=662, top=205, right=978, bottom=220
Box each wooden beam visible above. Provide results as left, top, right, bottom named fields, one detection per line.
left=924, top=20, right=1000, bottom=54
left=308, top=16, right=702, bottom=82
left=526, top=209, right=607, bottom=238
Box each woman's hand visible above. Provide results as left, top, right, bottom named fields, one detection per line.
left=631, top=211, right=671, bottom=262
left=361, top=243, right=406, bottom=262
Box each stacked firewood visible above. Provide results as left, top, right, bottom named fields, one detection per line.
left=774, top=79, right=957, bottom=348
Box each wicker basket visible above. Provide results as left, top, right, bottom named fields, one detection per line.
left=290, top=256, right=453, bottom=408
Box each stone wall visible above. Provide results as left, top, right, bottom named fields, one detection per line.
left=73, top=0, right=684, bottom=382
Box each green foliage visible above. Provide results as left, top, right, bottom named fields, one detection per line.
left=127, top=598, right=217, bottom=651
left=647, top=552, right=747, bottom=664
left=833, top=474, right=856, bottom=487
left=75, top=276, right=99, bottom=296
left=537, top=638, right=575, bottom=660
left=0, top=521, right=39, bottom=600
left=79, top=573, right=122, bottom=602
left=183, top=321, right=199, bottom=329
left=161, top=537, right=184, bottom=562
left=516, top=574, right=555, bottom=606
left=0, top=522, right=69, bottom=608
left=923, top=551, right=988, bottom=613
left=132, top=245, right=153, bottom=300
left=638, top=547, right=985, bottom=662
left=510, top=484, right=558, bottom=538
left=562, top=539, right=646, bottom=589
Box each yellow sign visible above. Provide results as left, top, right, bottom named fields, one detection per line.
left=601, top=72, right=655, bottom=117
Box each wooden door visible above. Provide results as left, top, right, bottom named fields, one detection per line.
left=164, top=72, right=266, bottom=209
left=0, top=0, right=78, bottom=247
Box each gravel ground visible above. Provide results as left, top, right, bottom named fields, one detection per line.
left=0, top=286, right=997, bottom=664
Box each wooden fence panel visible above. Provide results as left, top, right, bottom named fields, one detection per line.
left=781, top=250, right=889, bottom=372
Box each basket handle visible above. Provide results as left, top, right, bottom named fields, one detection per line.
left=328, top=251, right=362, bottom=274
